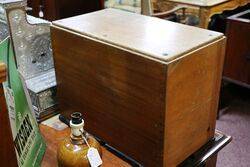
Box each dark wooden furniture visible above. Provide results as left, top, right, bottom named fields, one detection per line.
left=27, top=0, right=40, bottom=18
left=51, top=9, right=226, bottom=166
left=180, top=130, right=231, bottom=167
left=0, top=62, right=18, bottom=167
left=27, top=0, right=103, bottom=21
left=41, top=125, right=231, bottom=167
left=223, top=10, right=250, bottom=88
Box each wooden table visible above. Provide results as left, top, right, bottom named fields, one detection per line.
left=40, top=123, right=231, bottom=167
left=161, top=0, right=250, bottom=28
left=180, top=130, right=231, bottom=167
left=40, top=125, right=130, bottom=167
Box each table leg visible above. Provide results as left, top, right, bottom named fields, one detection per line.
left=199, top=7, right=211, bottom=29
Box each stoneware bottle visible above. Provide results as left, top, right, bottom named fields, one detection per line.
left=57, top=112, right=102, bottom=167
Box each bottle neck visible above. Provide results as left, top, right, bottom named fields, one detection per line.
left=70, top=120, right=84, bottom=137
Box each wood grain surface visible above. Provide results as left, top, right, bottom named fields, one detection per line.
left=159, top=0, right=250, bottom=28
left=40, top=125, right=130, bottom=167
left=223, top=11, right=250, bottom=87
left=166, top=0, right=229, bottom=7
left=0, top=62, right=18, bottom=167
left=44, top=0, right=102, bottom=21
left=51, top=26, right=166, bottom=166
left=164, top=38, right=226, bottom=166
left=0, top=62, right=7, bottom=83
left=52, top=8, right=223, bottom=63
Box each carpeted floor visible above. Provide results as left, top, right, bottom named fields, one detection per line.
left=216, top=84, right=250, bottom=167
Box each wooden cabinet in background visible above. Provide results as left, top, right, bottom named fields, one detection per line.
left=0, top=62, right=18, bottom=167
left=223, top=10, right=250, bottom=88
left=27, top=0, right=103, bottom=21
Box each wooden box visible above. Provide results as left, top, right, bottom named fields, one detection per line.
left=51, top=9, right=226, bottom=166
left=224, top=10, right=250, bottom=88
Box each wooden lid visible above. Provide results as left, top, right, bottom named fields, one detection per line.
left=52, top=9, right=223, bottom=63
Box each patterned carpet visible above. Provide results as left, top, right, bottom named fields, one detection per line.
left=216, top=84, right=250, bottom=167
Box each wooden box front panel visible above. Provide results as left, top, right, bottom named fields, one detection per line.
left=164, top=38, right=226, bottom=166
left=51, top=27, right=166, bottom=166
